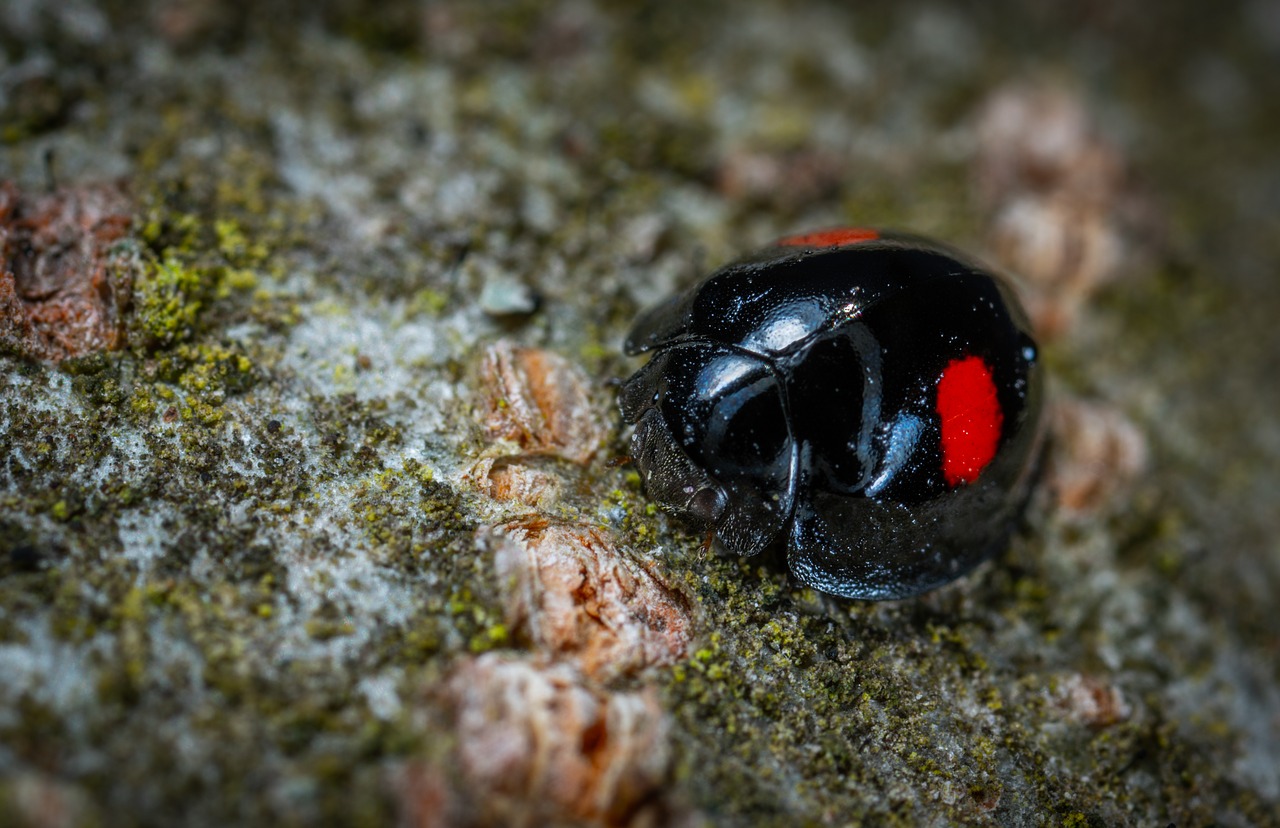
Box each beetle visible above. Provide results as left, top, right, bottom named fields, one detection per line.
left=619, top=228, right=1043, bottom=600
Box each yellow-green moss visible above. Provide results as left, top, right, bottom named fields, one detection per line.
left=130, top=256, right=211, bottom=348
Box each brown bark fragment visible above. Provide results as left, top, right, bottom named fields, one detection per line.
left=466, top=458, right=564, bottom=509
left=1047, top=398, right=1149, bottom=517
left=484, top=517, right=694, bottom=682
left=0, top=180, right=134, bottom=361
left=1052, top=672, right=1132, bottom=729
left=439, top=654, right=672, bottom=826
left=476, top=340, right=606, bottom=464
left=973, top=82, right=1158, bottom=339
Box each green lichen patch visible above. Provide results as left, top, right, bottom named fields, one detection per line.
left=130, top=254, right=217, bottom=349
left=128, top=200, right=283, bottom=354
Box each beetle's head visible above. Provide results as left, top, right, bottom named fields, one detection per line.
left=619, top=341, right=795, bottom=558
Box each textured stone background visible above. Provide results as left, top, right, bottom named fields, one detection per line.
left=2, top=1, right=1278, bottom=826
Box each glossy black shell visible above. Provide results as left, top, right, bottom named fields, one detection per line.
left=619, top=230, right=1043, bottom=600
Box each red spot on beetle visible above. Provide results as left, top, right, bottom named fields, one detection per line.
left=776, top=227, right=879, bottom=248
left=936, top=355, right=1003, bottom=487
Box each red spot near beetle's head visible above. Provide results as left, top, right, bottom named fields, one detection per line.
left=776, top=227, right=879, bottom=248
left=936, top=355, right=1003, bottom=487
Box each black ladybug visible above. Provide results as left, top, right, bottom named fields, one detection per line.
left=619, top=228, right=1043, bottom=600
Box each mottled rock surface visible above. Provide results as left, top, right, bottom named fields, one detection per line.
left=1, top=1, right=1278, bottom=826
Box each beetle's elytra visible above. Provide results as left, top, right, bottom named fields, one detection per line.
left=620, top=228, right=1043, bottom=600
